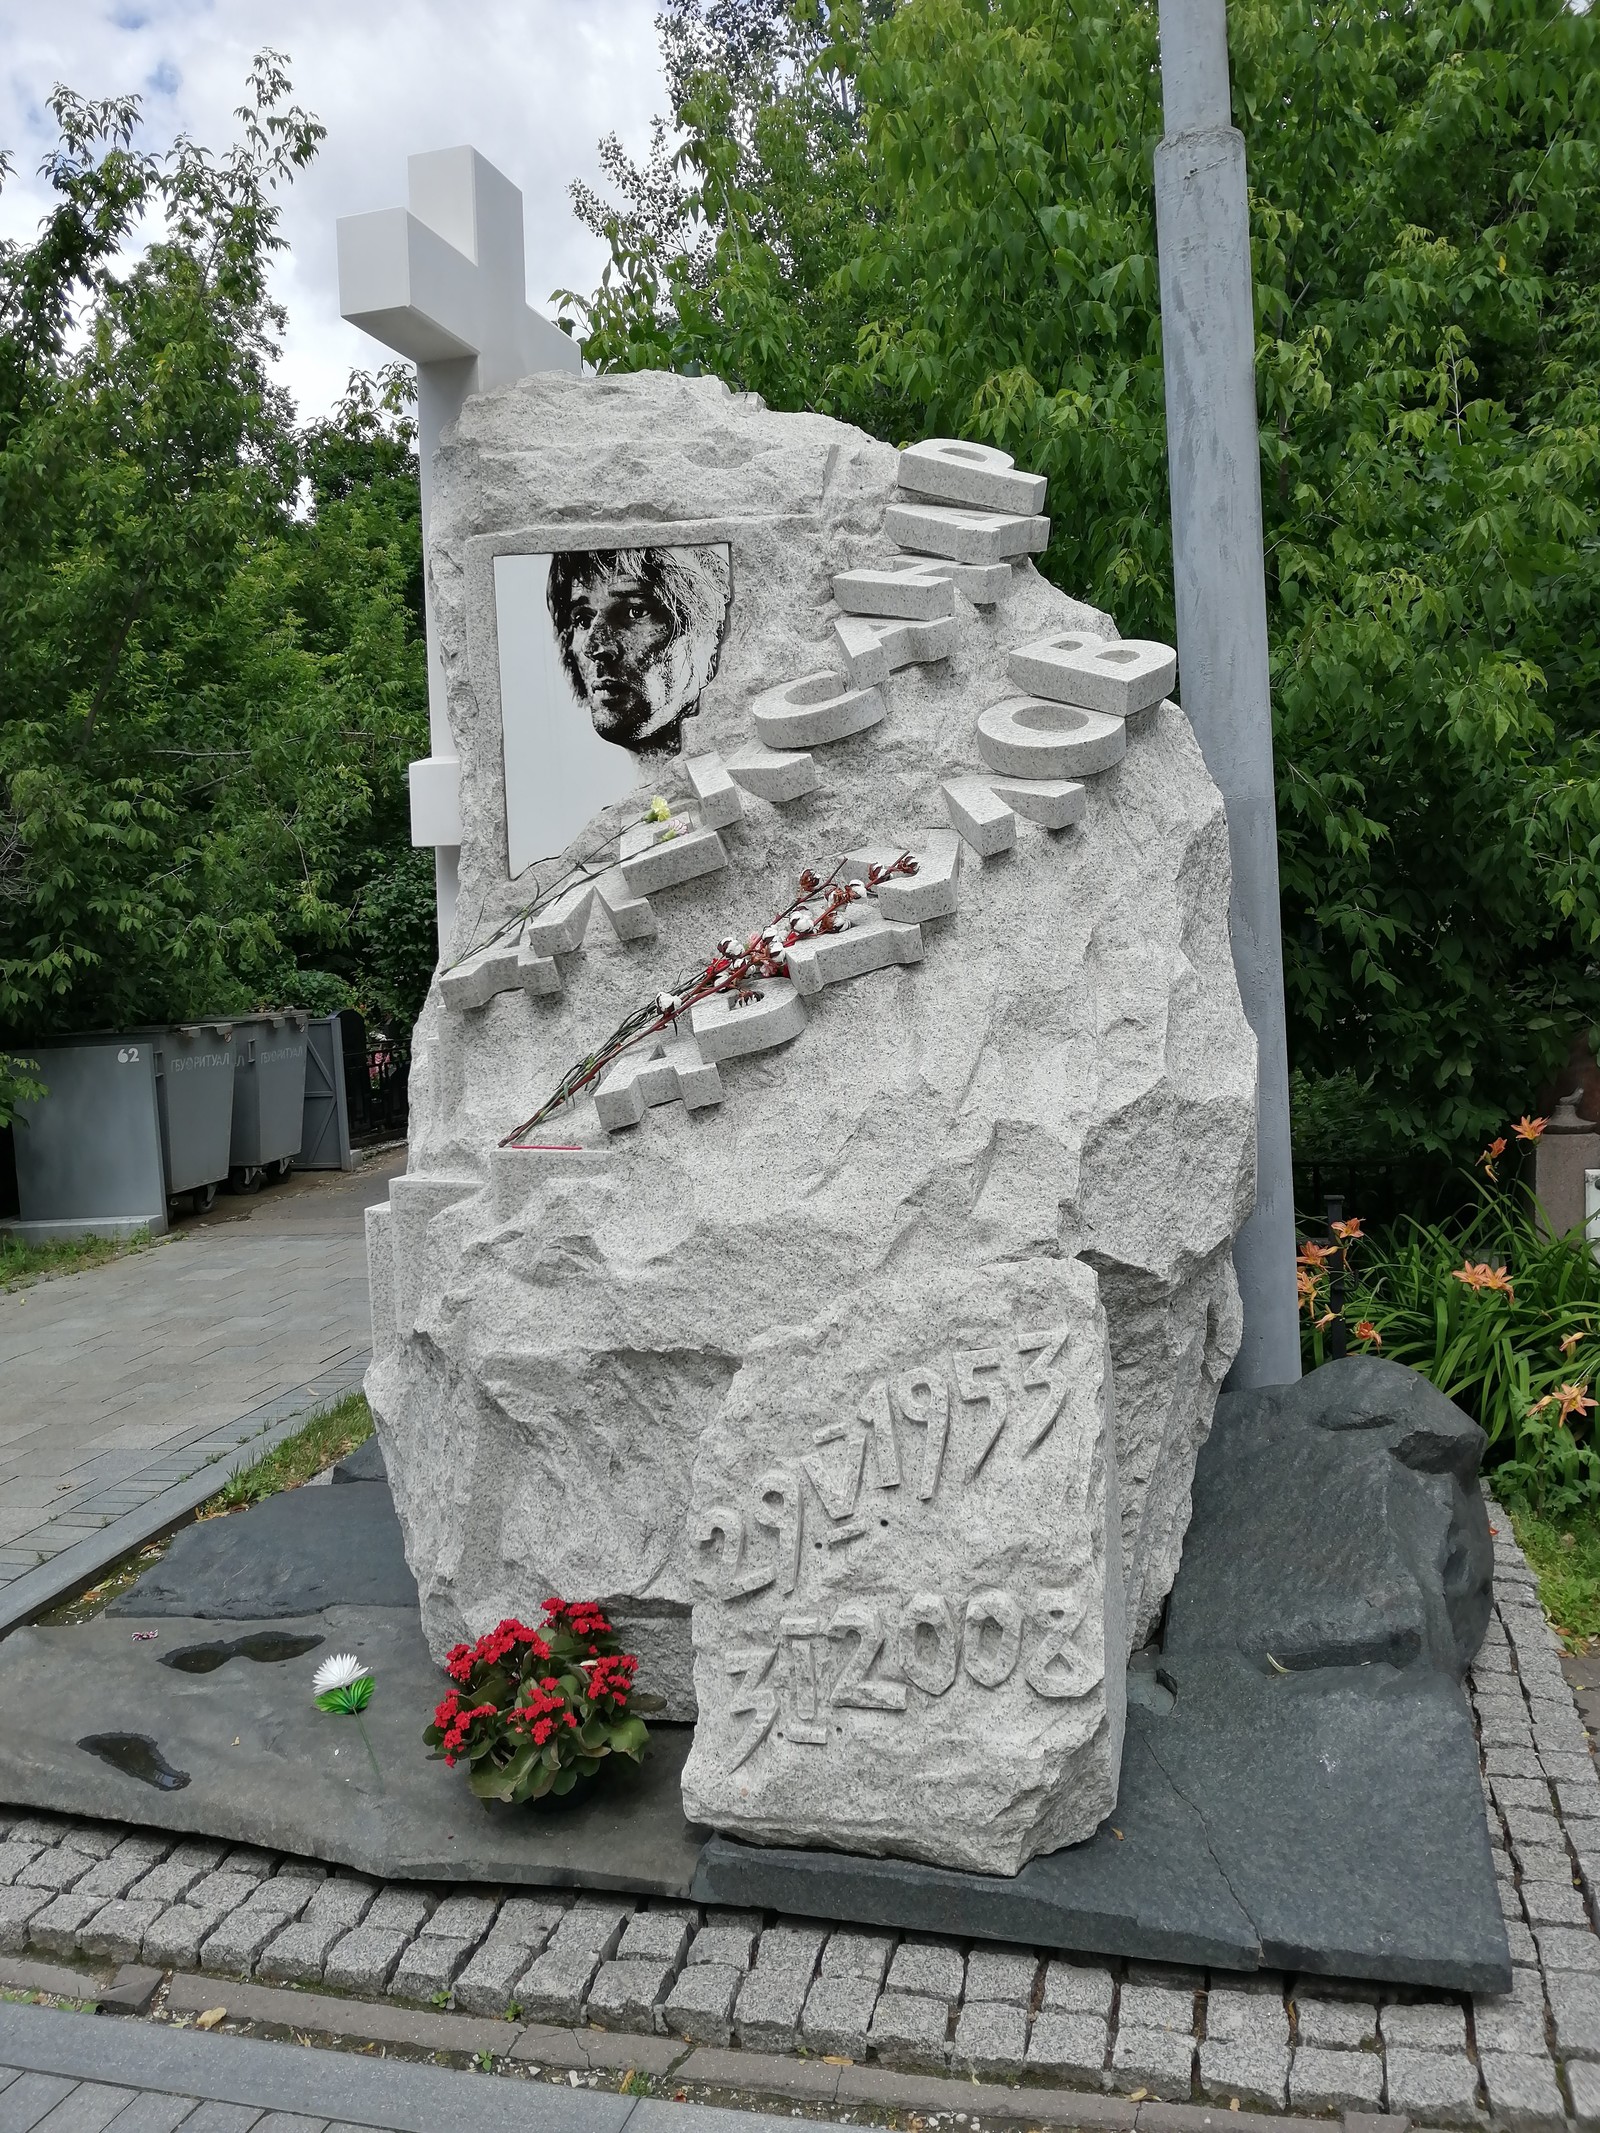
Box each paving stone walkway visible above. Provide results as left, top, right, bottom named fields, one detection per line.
left=0, top=1492, right=1589, bottom=2128
left=0, top=1158, right=400, bottom=1623
left=0, top=1997, right=764, bottom=2132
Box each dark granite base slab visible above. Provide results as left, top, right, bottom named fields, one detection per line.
left=0, top=1358, right=1511, bottom=1989
left=693, top=1654, right=1508, bottom=1990
left=0, top=1605, right=703, bottom=1891
left=106, top=1482, right=416, bottom=1618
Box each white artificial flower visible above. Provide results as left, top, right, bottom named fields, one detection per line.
left=313, top=1653, right=370, bottom=1696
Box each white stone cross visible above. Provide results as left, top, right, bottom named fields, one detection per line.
left=337, top=147, right=582, bottom=949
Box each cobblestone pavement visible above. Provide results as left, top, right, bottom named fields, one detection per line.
left=0, top=1490, right=1589, bottom=2128
left=0, top=1156, right=401, bottom=1614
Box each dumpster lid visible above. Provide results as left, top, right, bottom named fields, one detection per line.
left=14, top=1022, right=238, bottom=1049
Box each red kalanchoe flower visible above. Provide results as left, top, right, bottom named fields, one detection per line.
left=427, top=1597, right=649, bottom=1805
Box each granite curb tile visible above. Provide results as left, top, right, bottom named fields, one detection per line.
left=0, top=1951, right=110, bottom=2002
left=100, top=1961, right=163, bottom=2015
left=867, top=1988, right=952, bottom=2068
left=1044, top=1962, right=1117, bottom=2015
left=798, top=1971, right=877, bottom=2059
left=670, top=2045, right=837, bottom=2097
left=663, top=1961, right=742, bottom=2046
left=1137, top=2111, right=1329, bottom=2133
left=0, top=1997, right=632, bottom=2133
left=539, top=2029, right=684, bottom=2074
left=951, top=1999, right=1029, bottom=2076
left=1383, top=2044, right=1482, bottom=2124
left=162, top=1968, right=520, bottom=2057
left=1477, top=2049, right=1567, bottom=2129
left=1567, top=2059, right=1600, bottom=2125
left=1294, top=1999, right=1378, bottom=2049
left=1288, top=2046, right=1386, bottom=2112
left=1028, top=2010, right=1111, bottom=2078
left=1197, top=2037, right=1290, bottom=2108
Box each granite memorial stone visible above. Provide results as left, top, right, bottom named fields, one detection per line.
left=363, top=371, right=1257, bottom=1870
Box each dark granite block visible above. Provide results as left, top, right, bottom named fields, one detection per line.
left=109, top=1482, right=415, bottom=1618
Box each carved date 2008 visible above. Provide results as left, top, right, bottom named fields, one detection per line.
left=693, top=1326, right=1074, bottom=1607
left=720, top=1586, right=1090, bottom=1770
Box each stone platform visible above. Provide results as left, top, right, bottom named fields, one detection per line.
left=0, top=1362, right=1510, bottom=1991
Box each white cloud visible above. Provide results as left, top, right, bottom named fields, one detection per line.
left=0, top=0, right=669, bottom=420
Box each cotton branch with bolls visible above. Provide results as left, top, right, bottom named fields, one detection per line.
left=502, top=852, right=918, bottom=1145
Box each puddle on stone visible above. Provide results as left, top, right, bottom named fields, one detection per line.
left=78, top=1733, right=190, bottom=1790
left=160, top=1631, right=322, bottom=1674
left=234, top=1631, right=324, bottom=1665
left=158, top=1640, right=234, bottom=1674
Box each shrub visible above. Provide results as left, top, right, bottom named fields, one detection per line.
left=424, top=1600, right=651, bottom=1806
left=1299, top=1175, right=1600, bottom=1513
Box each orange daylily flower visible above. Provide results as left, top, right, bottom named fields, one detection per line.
left=1478, top=1135, right=1508, bottom=1179
left=1331, top=1217, right=1364, bottom=1241
left=1562, top=1331, right=1586, bottom=1358
left=1296, top=1268, right=1320, bottom=1306
left=1354, top=1320, right=1382, bottom=1348
left=1513, top=1115, right=1549, bottom=1142
left=1452, top=1261, right=1515, bottom=1301
left=1298, top=1240, right=1336, bottom=1266
left=1556, top=1383, right=1596, bottom=1425
left=1314, top=1311, right=1336, bottom=1331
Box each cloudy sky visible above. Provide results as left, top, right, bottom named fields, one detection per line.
left=0, top=0, right=670, bottom=420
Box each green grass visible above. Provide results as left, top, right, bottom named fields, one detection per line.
left=207, top=1392, right=374, bottom=1512
left=1508, top=1501, right=1600, bottom=1649
left=0, top=1226, right=159, bottom=1291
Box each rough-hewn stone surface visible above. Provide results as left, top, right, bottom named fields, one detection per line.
left=364, top=368, right=1255, bottom=1870
left=1166, top=1354, right=1494, bottom=1678
left=682, top=1257, right=1128, bottom=1870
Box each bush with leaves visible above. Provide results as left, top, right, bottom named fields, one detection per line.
left=424, top=1601, right=652, bottom=1807
left=0, top=61, right=430, bottom=1054
left=563, top=0, right=1600, bottom=1174
left=1299, top=1172, right=1600, bottom=1514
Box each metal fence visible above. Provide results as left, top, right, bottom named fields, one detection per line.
left=341, top=1013, right=409, bottom=1144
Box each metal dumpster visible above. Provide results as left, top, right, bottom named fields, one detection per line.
left=7, top=1038, right=170, bottom=1239
left=227, top=1011, right=309, bottom=1189
left=149, top=1023, right=237, bottom=1207
left=4, top=1020, right=237, bottom=1231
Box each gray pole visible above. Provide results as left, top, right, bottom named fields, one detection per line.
left=1154, top=0, right=1301, bottom=1385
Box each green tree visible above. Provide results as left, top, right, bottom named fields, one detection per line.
left=564, top=0, right=1600, bottom=1176
left=0, top=58, right=432, bottom=1066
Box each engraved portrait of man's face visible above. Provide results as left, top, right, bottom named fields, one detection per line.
left=545, top=545, right=734, bottom=756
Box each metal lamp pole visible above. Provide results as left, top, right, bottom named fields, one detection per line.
left=1154, top=0, right=1302, bottom=1385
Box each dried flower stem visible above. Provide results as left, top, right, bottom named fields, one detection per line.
left=501, top=852, right=920, bottom=1147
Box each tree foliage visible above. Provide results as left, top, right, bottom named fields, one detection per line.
left=563, top=0, right=1600, bottom=1170
left=0, top=57, right=433, bottom=1070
